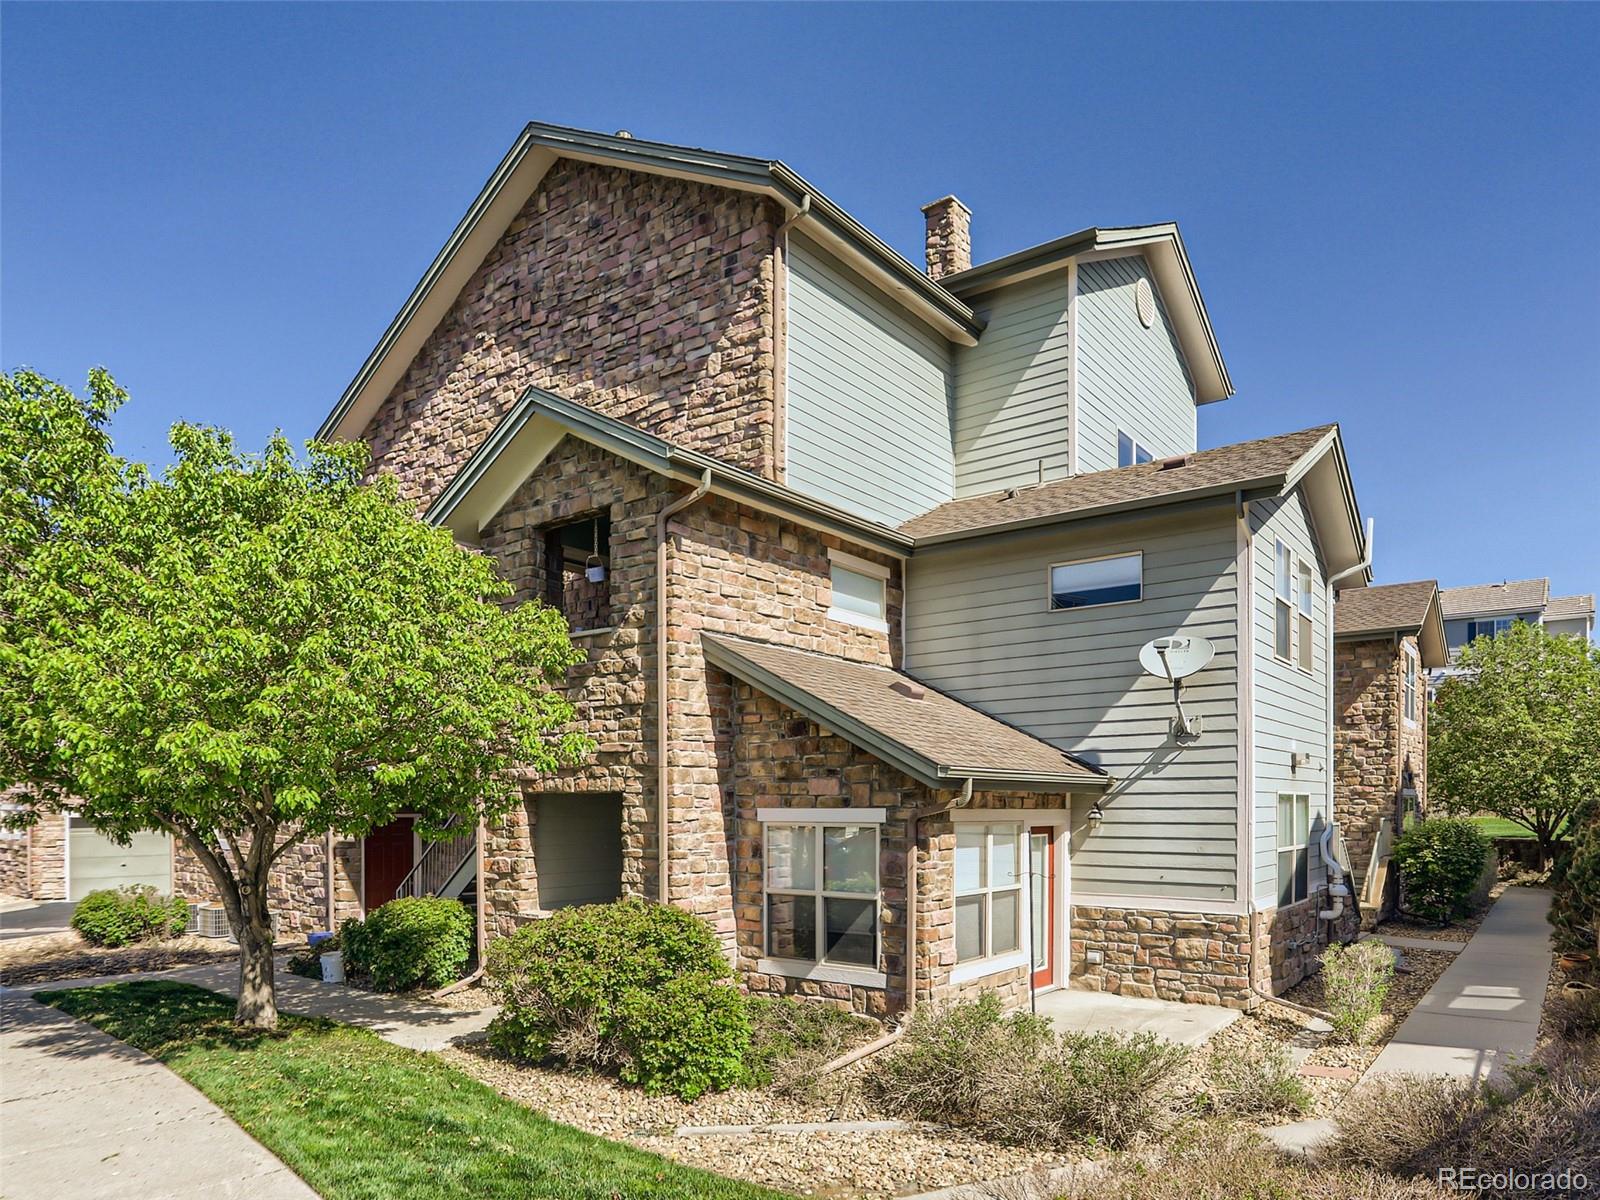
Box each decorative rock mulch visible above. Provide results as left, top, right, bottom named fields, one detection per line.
left=0, top=931, right=241, bottom=986
left=438, top=1043, right=1081, bottom=1199
left=1372, top=881, right=1509, bottom=945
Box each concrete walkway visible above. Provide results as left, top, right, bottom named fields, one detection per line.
left=1035, top=987, right=1240, bottom=1046
left=1366, top=886, right=1552, bottom=1083
left=4, top=959, right=497, bottom=1051
left=0, top=990, right=317, bottom=1200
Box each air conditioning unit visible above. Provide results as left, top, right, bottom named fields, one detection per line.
left=192, top=903, right=231, bottom=939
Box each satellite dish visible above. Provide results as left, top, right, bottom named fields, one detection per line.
left=1138, top=636, right=1215, bottom=682
left=1138, top=636, right=1214, bottom=740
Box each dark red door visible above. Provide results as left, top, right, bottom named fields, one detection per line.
left=363, top=818, right=414, bottom=911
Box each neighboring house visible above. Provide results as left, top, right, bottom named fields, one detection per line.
left=0, top=790, right=174, bottom=903
left=162, top=122, right=1375, bottom=1010
left=1331, top=581, right=1447, bottom=926
left=1434, top=578, right=1596, bottom=685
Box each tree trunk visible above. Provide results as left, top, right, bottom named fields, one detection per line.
left=234, top=880, right=278, bottom=1029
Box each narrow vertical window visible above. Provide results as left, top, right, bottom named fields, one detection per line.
left=1276, top=794, right=1309, bottom=905
left=1404, top=649, right=1418, bottom=723
left=1297, top=560, right=1314, bottom=672
left=955, top=824, right=1024, bottom=963
left=1274, top=540, right=1293, bottom=661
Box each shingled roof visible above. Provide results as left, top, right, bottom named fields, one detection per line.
left=900, top=425, right=1337, bottom=541
left=1546, top=594, right=1595, bottom=623
left=1335, top=580, right=1448, bottom=667
left=702, top=635, right=1109, bottom=793
left=1438, top=578, right=1550, bottom=618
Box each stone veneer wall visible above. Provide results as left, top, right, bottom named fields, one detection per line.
left=0, top=789, right=63, bottom=900
left=729, top=683, right=1062, bottom=1015
left=362, top=159, right=781, bottom=504
left=0, top=836, right=26, bottom=897
left=473, top=440, right=901, bottom=940
left=1335, top=633, right=1427, bottom=911
left=172, top=836, right=361, bottom=936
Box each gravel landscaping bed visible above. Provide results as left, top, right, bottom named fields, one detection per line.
left=1373, top=881, right=1509, bottom=944
left=0, top=930, right=240, bottom=986
left=1212, top=943, right=1457, bottom=1119
left=439, top=1042, right=1081, bottom=1199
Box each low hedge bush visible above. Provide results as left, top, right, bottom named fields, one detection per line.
left=741, top=995, right=878, bottom=1093
left=1393, top=817, right=1491, bottom=924
left=340, top=896, right=472, bottom=991
left=1202, top=1039, right=1312, bottom=1117
left=484, top=899, right=747, bottom=1100
left=1321, top=939, right=1396, bottom=1044
left=71, top=886, right=190, bottom=947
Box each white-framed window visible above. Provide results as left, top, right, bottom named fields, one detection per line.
left=759, top=808, right=884, bottom=985
left=1403, top=646, right=1419, bottom=725
left=1465, top=617, right=1515, bottom=643
left=955, top=823, right=1024, bottom=965
left=1297, top=559, right=1314, bottom=673
left=1117, top=431, right=1154, bottom=468
left=1273, top=540, right=1293, bottom=661
left=1049, top=552, right=1142, bottom=611
left=827, top=549, right=889, bottom=633
left=1277, top=793, right=1310, bottom=906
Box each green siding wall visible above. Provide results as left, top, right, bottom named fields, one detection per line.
left=906, top=509, right=1241, bottom=903
left=1250, top=490, right=1333, bottom=907
left=785, top=233, right=954, bottom=525
left=1076, top=255, right=1196, bottom=473
left=951, top=272, right=1074, bottom=497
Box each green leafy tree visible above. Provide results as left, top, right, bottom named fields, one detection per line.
left=1430, top=621, right=1600, bottom=868
left=1551, top=795, right=1600, bottom=956
left=0, top=370, right=591, bottom=1027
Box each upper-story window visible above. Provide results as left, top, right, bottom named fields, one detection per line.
left=1297, top=559, right=1314, bottom=673
left=827, top=549, right=889, bottom=633
left=1465, top=617, right=1515, bottom=642
left=1403, top=647, right=1419, bottom=724
left=1117, top=431, right=1155, bottom=468
left=1274, top=540, right=1293, bottom=661
left=1049, top=552, right=1142, bottom=611
left=544, top=514, right=611, bottom=633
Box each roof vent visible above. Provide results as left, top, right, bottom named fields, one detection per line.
left=614, top=129, right=634, bottom=139
left=890, top=680, right=926, bottom=700
left=1158, top=454, right=1190, bottom=470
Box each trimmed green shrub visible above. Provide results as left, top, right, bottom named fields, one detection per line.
left=340, top=896, right=472, bottom=991
left=484, top=899, right=736, bottom=1094
left=1321, top=939, right=1395, bottom=1044
left=71, top=886, right=190, bottom=947
left=1393, top=817, right=1491, bottom=924
left=617, top=974, right=752, bottom=1099
left=1202, top=1039, right=1312, bottom=1117
left=866, top=993, right=1191, bottom=1149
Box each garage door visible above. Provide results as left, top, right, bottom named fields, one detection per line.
left=68, top=817, right=172, bottom=900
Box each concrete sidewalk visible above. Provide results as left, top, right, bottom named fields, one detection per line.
left=1366, top=886, right=1552, bottom=1083
left=0, top=990, right=318, bottom=1200
left=5, top=959, right=496, bottom=1052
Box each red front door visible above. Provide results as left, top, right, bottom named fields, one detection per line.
left=363, top=817, right=415, bottom=911
left=1030, top=826, right=1055, bottom=989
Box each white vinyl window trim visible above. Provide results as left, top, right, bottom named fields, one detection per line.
left=1048, top=551, right=1143, bottom=612
left=1296, top=558, right=1314, bottom=674
left=827, top=549, right=889, bottom=634
left=757, top=807, right=887, bottom=988
left=1403, top=646, right=1419, bottom=726
left=1273, top=539, right=1293, bottom=663
left=1276, top=793, right=1310, bottom=906
left=952, top=822, right=1027, bottom=984
left=1117, top=430, right=1154, bottom=468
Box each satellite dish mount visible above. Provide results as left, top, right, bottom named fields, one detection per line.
left=1138, top=636, right=1215, bottom=741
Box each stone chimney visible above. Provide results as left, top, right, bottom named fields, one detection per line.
left=921, top=195, right=972, bottom=280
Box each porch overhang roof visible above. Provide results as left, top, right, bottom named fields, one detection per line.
left=703, top=634, right=1110, bottom=795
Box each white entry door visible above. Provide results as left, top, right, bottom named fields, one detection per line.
left=68, top=817, right=172, bottom=900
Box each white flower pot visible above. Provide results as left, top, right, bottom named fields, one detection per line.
left=320, top=950, right=345, bottom=984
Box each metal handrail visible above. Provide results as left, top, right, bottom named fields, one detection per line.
left=394, top=818, right=476, bottom=900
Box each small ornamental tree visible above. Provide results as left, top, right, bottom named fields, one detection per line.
left=0, top=370, right=591, bottom=1027
left=1430, top=621, right=1600, bottom=868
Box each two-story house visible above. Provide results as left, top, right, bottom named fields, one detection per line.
left=1433, top=579, right=1596, bottom=687
left=172, top=123, right=1373, bottom=1011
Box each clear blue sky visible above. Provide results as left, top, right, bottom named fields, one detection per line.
left=4, top=2, right=1596, bottom=598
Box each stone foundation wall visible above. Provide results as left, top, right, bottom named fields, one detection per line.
left=173, top=836, right=361, bottom=937
left=1070, top=905, right=1254, bottom=1009
left=362, top=158, right=781, bottom=504
left=1251, top=890, right=1356, bottom=995
left=29, top=811, right=66, bottom=901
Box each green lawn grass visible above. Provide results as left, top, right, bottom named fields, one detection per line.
left=1465, top=815, right=1567, bottom=839
left=38, top=981, right=792, bottom=1200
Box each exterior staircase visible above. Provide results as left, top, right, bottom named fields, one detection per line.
left=394, top=819, right=477, bottom=903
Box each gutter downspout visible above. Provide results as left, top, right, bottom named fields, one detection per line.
left=324, top=831, right=335, bottom=932
left=656, top=469, right=714, bottom=906
left=820, top=778, right=974, bottom=1077
left=1328, top=517, right=1376, bottom=588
